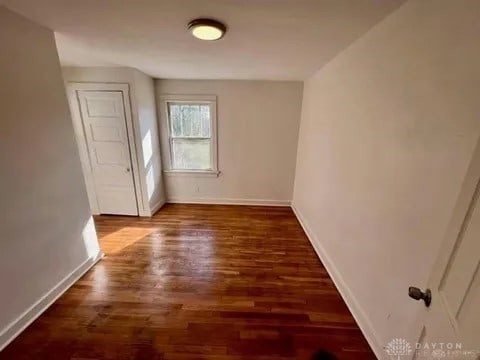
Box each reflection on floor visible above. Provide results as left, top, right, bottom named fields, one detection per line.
left=1, top=204, right=374, bottom=359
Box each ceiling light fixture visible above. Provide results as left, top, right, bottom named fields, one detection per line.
left=187, top=18, right=227, bottom=41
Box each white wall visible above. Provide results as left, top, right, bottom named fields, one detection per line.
left=156, top=79, right=303, bottom=205
left=133, top=70, right=165, bottom=212
left=62, top=66, right=165, bottom=216
left=292, top=0, right=480, bottom=356
left=0, top=7, right=101, bottom=349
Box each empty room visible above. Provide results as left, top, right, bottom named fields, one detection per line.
left=0, top=1, right=479, bottom=359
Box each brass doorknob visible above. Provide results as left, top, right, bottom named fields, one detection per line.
left=408, top=287, right=432, bottom=307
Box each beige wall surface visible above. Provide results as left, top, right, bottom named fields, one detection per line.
left=156, top=79, right=303, bottom=204
left=133, top=70, right=165, bottom=212
left=292, top=0, right=480, bottom=354
left=0, top=7, right=100, bottom=347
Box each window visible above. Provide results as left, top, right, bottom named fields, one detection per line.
left=162, top=95, right=218, bottom=176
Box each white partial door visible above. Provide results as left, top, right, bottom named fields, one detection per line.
left=78, top=90, right=138, bottom=216
left=409, top=140, right=480, bottom=359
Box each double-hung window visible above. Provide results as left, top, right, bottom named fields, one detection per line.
left=162, top=95, right=218, bottom=175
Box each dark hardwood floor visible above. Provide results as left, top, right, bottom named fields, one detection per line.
left=1, top=204, right=374, bottom=359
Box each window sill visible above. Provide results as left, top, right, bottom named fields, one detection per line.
left=163, top=170, right=220, bottom=178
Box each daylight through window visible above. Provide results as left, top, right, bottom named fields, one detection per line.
left=166, top=102, right=215, bottom=171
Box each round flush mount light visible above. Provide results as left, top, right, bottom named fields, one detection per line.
left=187, top=18, right=227, bottom=41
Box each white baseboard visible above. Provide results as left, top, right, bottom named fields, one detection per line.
left=150, top=198, right=166, bottom=216
left=0, top=252, right=103, bottom=351
left=138, top=208, right=151, bottom=217
left=291, top=203, right=384, bottom=360
left=167, top=197, right=291, bottom=207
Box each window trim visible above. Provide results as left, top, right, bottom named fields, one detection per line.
left=160, top=94, right=219, bottom=177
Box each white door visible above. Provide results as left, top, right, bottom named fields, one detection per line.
left=77, top=90, right=138, bottom=216
left=408, top=140, right=480, bottom=359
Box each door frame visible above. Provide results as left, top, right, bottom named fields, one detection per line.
left=67, top=82, right=143, bottom=215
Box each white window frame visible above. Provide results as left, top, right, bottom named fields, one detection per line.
left=160, top=94, right=219, bottom=177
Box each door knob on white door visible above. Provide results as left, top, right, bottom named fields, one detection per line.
left=408, top=286, right=432, bottom=307
left=126, top=167, right=131, bottom=172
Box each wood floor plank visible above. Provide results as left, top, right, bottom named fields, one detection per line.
left=0, top=204, right=375, bottom=359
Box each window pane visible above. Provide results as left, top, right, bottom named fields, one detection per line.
left=171, top=139, right=211, bottom=170
left=168, top=103, right=210, bottom=137
left=169, top=104, right=182, bottom=137
left=200, top=105, right=211, bottom=137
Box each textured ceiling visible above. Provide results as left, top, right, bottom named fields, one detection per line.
left=2, top=0, right=405, bottom=80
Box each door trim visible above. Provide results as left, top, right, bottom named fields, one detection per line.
left=67, top=82, right=143, bottom=216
